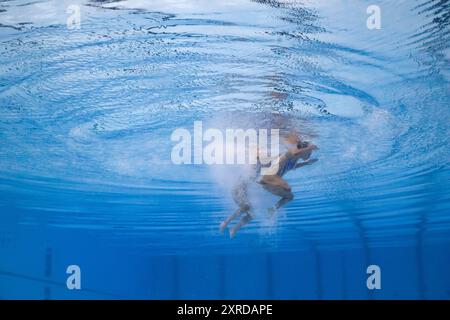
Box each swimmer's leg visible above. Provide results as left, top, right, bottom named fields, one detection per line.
left=229, top=213, right=253, bottom=238
left=220, top=208, right=243, bottom=233
left=221, top=180, right=251, bottom=233
left=260, top=175, right=294, bottom=216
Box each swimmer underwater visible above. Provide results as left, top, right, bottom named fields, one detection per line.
left=220, top=133, right=318, bottom=237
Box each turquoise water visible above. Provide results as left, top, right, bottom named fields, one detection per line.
left=0, top=0, right=449, bottom=299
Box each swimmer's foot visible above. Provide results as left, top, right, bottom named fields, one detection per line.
left=229, top=214, right=252, bottom=238
left=219, top=221, right=227, bottom=234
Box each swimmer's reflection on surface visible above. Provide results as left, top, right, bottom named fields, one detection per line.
left=220, top=132, right=318, bottom=237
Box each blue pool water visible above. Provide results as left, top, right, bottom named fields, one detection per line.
left=0, top=0, right=449, bottom=299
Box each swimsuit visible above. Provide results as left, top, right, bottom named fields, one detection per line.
left=277, top=156, right=297, bottom=177
left=259, top=153, right=297, bottom=177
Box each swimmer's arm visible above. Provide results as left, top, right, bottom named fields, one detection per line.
left=288, top=144, right=318, bottom=157
left=295, top=158, right=318, bottom=169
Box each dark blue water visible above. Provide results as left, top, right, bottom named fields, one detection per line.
left=0, top=0, right=449, bottom=299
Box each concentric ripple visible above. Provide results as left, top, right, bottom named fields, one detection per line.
left=0, top=0, right=449, bottom=255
